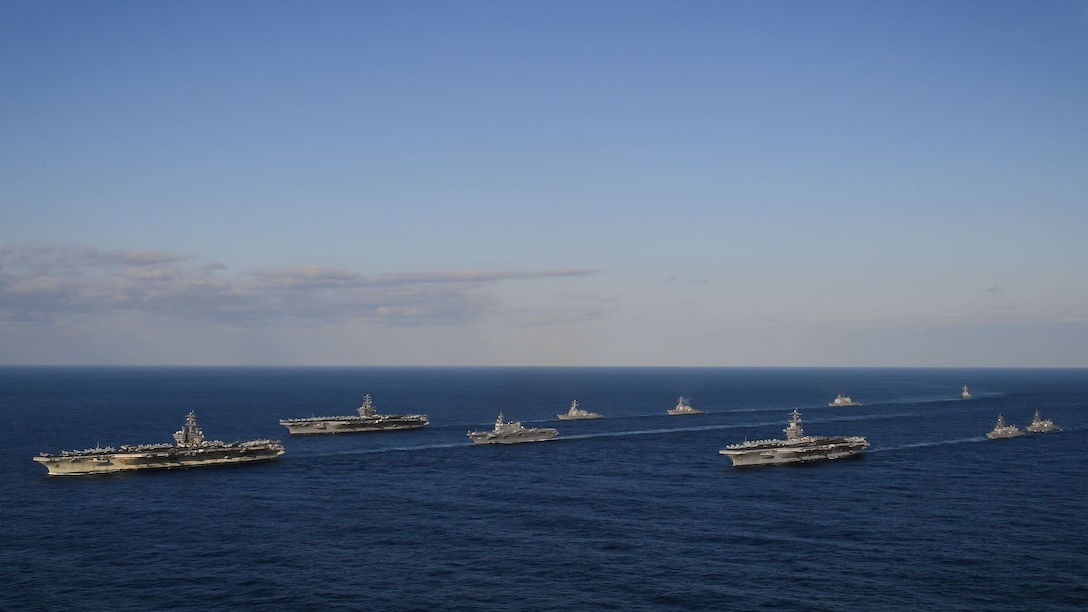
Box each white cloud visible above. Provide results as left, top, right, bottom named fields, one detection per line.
left=122, top=266, right=177, bottom=281
left=0, top=244, right=596, bottom=328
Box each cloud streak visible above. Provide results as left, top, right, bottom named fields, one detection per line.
left=0, top=245, right=595, bottom=327
left=247, top=266, right=592, bottom=289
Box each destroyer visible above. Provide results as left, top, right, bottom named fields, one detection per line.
left=986, top=414, right=1023, bottom=440
left=668, top=396, right=704, bottom=415
left=828, top=392, right=861, bottom=407
left=557, top=400, right=602, bottom=420
left=33, top=412, right=284, bottom=476
left=719, top=409, right=868, bottom=467
left=961, top=385, right=973, bottom=399
left=1025, top=410, right=1059, bottom=433
left=279, top=394, right=429, bottom=434
left=467, top=412, right=558, bottom=445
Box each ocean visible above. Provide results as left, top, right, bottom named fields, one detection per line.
left=2, top=367, right=1085, bottom=610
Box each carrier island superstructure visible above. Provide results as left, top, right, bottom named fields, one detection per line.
left=33, top=412, right=284, bottom=476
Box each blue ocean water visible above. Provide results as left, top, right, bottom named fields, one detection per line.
left=1, top=367, right=1086, bottom=611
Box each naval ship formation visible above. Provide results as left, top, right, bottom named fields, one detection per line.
left=719, top=409, right=869, bottom=467
left=33, top=412, right=284, bottom=476
left=278, top=394, right=430, bottom=435
left=35, top=385, right=1059, bottom=475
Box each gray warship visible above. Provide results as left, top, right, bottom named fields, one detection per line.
left=986, top=414, right=1023, bottom=440
left=556, top=400, right=603, bottom=420
left=33, top=411, right=284, bottom=476
left=467, top=412, right=558, bottom=445
left=278, top=394, right=430, bottom=435
left=667, top=396, right=704, bottom=415
left=719, top=409, right=869, bottom=467
left=1025, top=410, right=1058, bottom=434
left=828, top=392, right=862, bottom=407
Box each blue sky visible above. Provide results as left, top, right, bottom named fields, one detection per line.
left=2, top=1, right=1087, bottom=366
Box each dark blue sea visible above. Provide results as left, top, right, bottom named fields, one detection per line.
left=2, top=367, right=1086, bottom=610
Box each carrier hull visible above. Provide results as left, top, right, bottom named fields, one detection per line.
left=279, top=416, right=429, bottom=435
left=34, top=443, right=284, bottom=476
left=467, top=430, right=558, bottom=444
left=720, top=438, right=868, bottom=467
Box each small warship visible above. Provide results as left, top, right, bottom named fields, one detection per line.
left=467, top=412, right=558, bottom=445
left=986, top=414, right=1023, bottom=440
left=719, top=409, right=869, bottom=467
left=278, top=394, right=430, bottom=434
left=556, top=400, right=602, bottom=420
left=33, top=412, right=284, bottom=476
left=961, top=385, right=972, bottom=399
left=828, top=392, right=861, bottom=407
left=1025, top=410, right=1059, bottom=433
left=667, top=396, right=704, bottom=415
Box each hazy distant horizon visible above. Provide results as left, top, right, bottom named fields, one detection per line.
left=3, top=2, right=1086, bottom=367
left=2, top=363, right=1085, bottom=371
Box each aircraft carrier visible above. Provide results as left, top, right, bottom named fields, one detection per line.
left=719, top=409, right=868, bottom=467
left=279, top=394, right=430, bottom=434
left=34, top=411, right=284, bottom=476
left=467, top=412, right=558, bottom=444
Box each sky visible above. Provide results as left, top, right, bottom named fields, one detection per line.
left=2, top=0, right=1087, bottom=366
